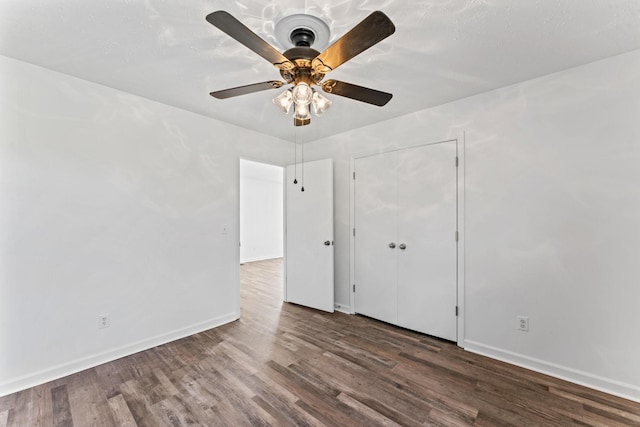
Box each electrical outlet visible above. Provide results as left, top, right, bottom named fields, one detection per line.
left=517, top=316, right=529, bottom=332
left=98, top=314, right=110, bottom=329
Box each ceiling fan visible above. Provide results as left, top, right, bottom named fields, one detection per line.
left=206, top=10, right=395, bottom=126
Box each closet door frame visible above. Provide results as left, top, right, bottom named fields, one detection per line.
left=349, top=133, right=466, bottom=348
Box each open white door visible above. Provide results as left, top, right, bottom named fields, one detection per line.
left=285, top=158, right=334, bottom=312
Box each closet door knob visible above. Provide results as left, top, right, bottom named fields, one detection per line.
left=399, top=243, right=406, bottom=250
left=324, top=240, right=331, bottom=246
left=388, top=242, right=396, bottom=249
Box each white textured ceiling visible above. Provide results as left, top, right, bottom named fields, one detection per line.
left=1, top=1, right=639, bottom=142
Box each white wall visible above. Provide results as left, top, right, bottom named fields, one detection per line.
left=240, top=160, right=283, bottom=263
left=2, top=47, right=639, bottom=403
left=304, top=49, right=640, bottom=401
left=0, top=55, right=291, bottom=396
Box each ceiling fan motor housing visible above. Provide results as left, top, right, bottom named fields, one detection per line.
left=280, top=47, right=324, bottom=85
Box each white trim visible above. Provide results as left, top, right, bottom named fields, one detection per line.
left=464, top=340, right=640, bottom=403
left=240, top=255, right=284, bottom=264
left=282, top=166, right=289, bottom=303
left=351, top=138, right=458, bottom=160
left=333, top=303, right=352, bottom=314
left=348, top=156, right=356, bottom=314
left=0, top=312, right=239, bottom=398
left=456, top=132, right=466, bottom=348
left=235, top=160, right=241, bottom=317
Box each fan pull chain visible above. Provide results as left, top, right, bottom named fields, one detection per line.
left=293, top=142, right=298, bottom=184
left=301, top=137, right=305, bottom=192
left=293, top=128, right=298, bottom=184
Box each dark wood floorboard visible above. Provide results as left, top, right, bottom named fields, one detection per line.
left=1, top=258, right=639, bottom=426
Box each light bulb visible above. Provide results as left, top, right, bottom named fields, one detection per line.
left=272, top=89, right=293, bottom=114
left=312, top=91, right=332, bottom=116
left=292, top=82, right=312, bottom=104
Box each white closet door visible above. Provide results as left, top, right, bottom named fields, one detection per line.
left=285, top=159, right=334, bottom=313
left=397, top=142, right=458, bottom=340
left=354, top=151, right=398, bottom=324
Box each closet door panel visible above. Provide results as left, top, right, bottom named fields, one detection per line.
left=397, top=142, right=458, bottom=340
left=354, top=151, right=398, bottom=324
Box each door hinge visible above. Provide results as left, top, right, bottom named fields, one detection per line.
left=353, top=171, right=356, bottom=180
left=455, top=156, right=459, bottom=167
left=353, top=228, right=356, bottom=237
left=455, top=231, right=459, bottom=242
left=455, top=306, right=459, bottom=316
left=353, top=284, right=356, bottom=292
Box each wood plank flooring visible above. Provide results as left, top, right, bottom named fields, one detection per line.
left=1, top=258, right=639, bottom=426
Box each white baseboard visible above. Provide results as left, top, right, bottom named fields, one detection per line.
left=464, top=340, right=640, bottom=403
left=240, top=255, right=283, bottom=264
left=333, top=303, right=352, bottom=314
left=0, top=312, right=239, bottom=397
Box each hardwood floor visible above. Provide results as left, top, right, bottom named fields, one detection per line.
left=1, top=258, right=639, bottom=426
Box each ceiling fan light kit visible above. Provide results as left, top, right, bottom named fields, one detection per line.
left=206, top=10, right=395, bottom=127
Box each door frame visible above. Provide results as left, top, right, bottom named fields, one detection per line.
left=349, top=133, right=466, bottom=347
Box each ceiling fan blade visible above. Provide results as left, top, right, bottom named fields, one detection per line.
left=206, top=11, right=295, bottom=71
left=321, top=80, right=392, bottom=106
left=210, top=81, right=285, bottom=99
left=312, top=11, right=395, bottom=73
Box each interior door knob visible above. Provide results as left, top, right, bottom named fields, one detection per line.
left=399, top=243, right=406, bottom=250
left=388, top=242, right=396, bottom=249
left=324, top=240, right=331, bottom=246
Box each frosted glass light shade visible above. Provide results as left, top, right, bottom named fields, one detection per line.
left=272, top=89, right=293, bottom=114
left=292, top=82, right=312, bottom=104
left=312, top=91, right=332, bottom=116
left=293, top=102, right=311, bottom=120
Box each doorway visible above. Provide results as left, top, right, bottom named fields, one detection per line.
left=239, top=159, right=284, bottom=264
left=239, top=157, right=335, bottom=314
